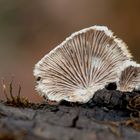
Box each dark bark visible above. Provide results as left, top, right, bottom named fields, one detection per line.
left=0, top=89, right=140, bottom=140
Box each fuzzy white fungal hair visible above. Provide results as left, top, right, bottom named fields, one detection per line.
left=118, top=61, right=140, bottom=92
left=34, top=25, right=132, bottom=103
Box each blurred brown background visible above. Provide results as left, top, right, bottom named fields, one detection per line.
left=0, top=0, right=139, bottom=102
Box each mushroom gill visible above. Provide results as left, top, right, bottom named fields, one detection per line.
left=34, top=25, right=132, bottom=103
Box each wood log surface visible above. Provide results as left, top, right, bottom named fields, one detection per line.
left=0, top=89, right=140, bottom=140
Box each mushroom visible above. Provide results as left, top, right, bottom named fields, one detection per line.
left=118, top=61, right=140, bottom=92
left=34, top=25, right=132, bottom=103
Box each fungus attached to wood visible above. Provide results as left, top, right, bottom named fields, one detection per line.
left=34, top=25, right=132, bottom=103
left=118, top=61, right=140, bottom=92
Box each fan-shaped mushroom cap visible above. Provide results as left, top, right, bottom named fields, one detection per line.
left=34, top=25, right=132, bottom=103
left=118, top=61, right=140, bottom=92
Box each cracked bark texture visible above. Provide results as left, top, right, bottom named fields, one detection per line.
left=0, top=89, right=140, bottom=140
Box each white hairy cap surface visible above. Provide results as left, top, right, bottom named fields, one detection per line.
left=34, top=25, right=132, bottom=103
left=118, top=61, right=140, bottom=92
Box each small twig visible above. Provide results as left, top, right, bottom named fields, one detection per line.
left=9, top=79, right=15, bottom=101
left=17, top=84, right=21, bottom=102
left=1, top=79, right=9, bottom=101
left=18, top=85, right=21, bottom=97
